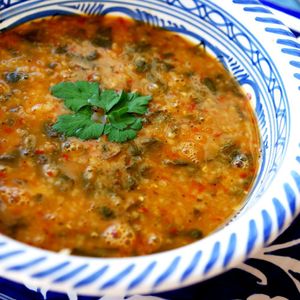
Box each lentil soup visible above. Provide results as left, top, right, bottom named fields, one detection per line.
left=0, top=16, right=260, bottom=257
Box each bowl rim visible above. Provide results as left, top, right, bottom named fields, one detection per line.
left=0, top=0, right=300, bottom=297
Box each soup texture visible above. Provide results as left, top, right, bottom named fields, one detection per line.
left=0, top=16, right=260, bottom=257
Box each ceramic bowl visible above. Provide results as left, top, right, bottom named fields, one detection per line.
left=0, top=0, right=300, bottom=298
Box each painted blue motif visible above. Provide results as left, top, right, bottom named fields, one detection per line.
left=203, top=242, right=221, bottom=274
left=223, top=233, right=237, bottom=267
left=0, top=216, right=299, bottom=299
left=7, top=256, right=47, bottom=271
left=152, top=257, right=181, bottom=288
left=262, top=210, right=273, bottom=244
left=74, top=266, right=109, bottom=289
left=127, top=262, right=157, bottom=290
left=101, top=264, right=135, bottom=290
left=180, top=251, right=202, bottom=283
left=0, top=0, right=26, bottom=9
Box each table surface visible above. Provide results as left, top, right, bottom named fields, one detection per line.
left=0, top=2, right=300, bottom=300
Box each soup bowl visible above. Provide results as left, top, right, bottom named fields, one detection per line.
left=0, top=0, right=300, bottom=298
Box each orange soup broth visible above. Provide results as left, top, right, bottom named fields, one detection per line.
left=0, top=16, right=260, bottom=257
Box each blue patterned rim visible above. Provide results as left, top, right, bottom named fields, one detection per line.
left=260, top=0, right=300, bottom=19
left=0, top=0, right=300, bottom=297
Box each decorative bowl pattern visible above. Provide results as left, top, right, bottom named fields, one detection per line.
left=0, top=0, right=300, bottom=298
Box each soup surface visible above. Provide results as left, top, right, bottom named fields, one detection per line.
left=0, top=16, right=260, bottom=257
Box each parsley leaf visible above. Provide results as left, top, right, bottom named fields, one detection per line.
left=53, top=107, right=105, bottom=140
left=108, top=127, right=137, bottom=143
left=108, top=107, right=136, bottom=130
left=127, top=93, right=152, bottom=114
left=77, top=122, right=105, bottom=140
left=130, top=118, right=143, bottom=130
left=90, top=89, right=122, bottom=112
left=51, top=81, right=100, bottom=112
left=51, top=81, right=152, bottom=143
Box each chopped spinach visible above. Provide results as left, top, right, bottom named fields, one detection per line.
left=99, top=206, right=115, bottom=219
left=162, top=52, right=174, bottom=58
left=86, top=50, right=99, bottom=61
left=128, top=142, right=142, bottom=156
left=19, top=29, right=40, bottom=42
left=220, top=142, right=251, bottom=168
left=162, top=62, right=175, bottom=71
left=188, top=229, right=203, bottom=239
left=133, top=41, right=151, bottom=52
left=33, top=193, right=44, bottom=202
left=44, top=122, right=60, bottom=138
left=124, top=175, right=137, bottom=191
left=53, top=174, right=74, bottom=192
left=4, top=71, right=28, bottom=83
left=0, top=151, right=20, bottom=166
left=54, top=45, right=68, bottom=54
left=134, top=58, right=149, bottom=73
left=203, top=77, right=217, bottom=93
left=92, top=27, right=113, bottom=49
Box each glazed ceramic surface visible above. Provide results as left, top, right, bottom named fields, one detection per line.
left=0, top=0, right=300, bottom=297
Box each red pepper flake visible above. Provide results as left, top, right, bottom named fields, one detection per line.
left=3, top=127, right=13, bottom=134
left=87, top=73, right=94, bottom=81
left=222, top=185, right=229, bottom=193
left=47, top=171, right=54, bottom=177
left=139, top=207, right=148, bottom=213
left=0, top=171, right=6, bottom=178
left=191, top=181, right=205, bottom=193
left=213, top=131, right=223, bottom=137
left=62, top=154, right=69, bottom=160
left=169, top=227, right=178, bottom=236
left=218, top=96, right=226, bottom=102
left=125, top=157, right=131, bottom=166
left=240, top=172, right=248, bottom=179
left=192, top=127, right=201, bottom=133
left=16, top=119, right=24, bottom=126
left=35, top=149, right=45, bottom=155
left=188, top=102, right=197, bottom=112
left=167, top=151, right=181, bottom=160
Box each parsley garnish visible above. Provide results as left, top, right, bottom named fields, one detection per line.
left=51, top=81, right=151, bottom=143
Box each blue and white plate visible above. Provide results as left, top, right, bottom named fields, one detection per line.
left=0, top=0, right=300, bottom=298
left=260, top=0, right=300, bottom=37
